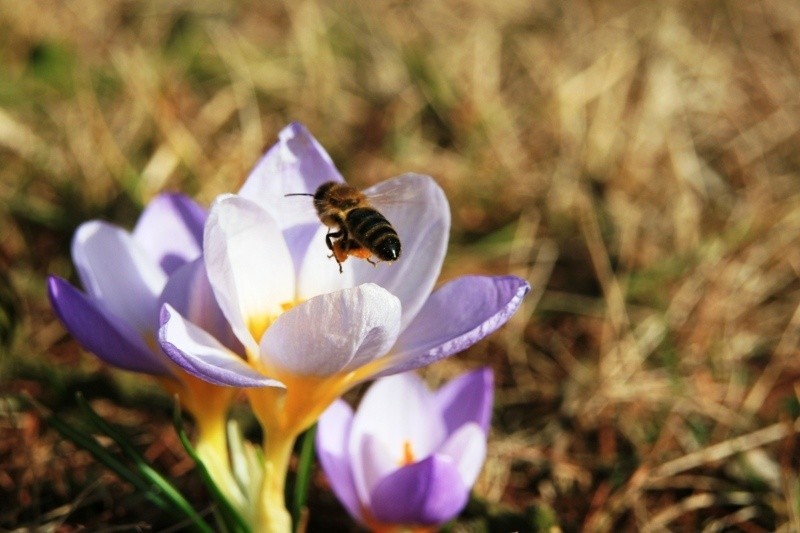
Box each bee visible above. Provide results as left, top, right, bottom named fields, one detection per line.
left=286, top=181, right=401, bottom=273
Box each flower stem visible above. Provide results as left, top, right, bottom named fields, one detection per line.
left=194, top=412, right=246, bottom=512
left=255, top=431, right=297, bottom=533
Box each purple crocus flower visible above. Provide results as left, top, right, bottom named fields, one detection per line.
left=46, top=194, right=247, bottom=510
left=158, top=122, right=529, bottom=426
left=316, top=368, right=493, bottom=531
left=47, top=194, right=205, bottom=375
left=156, top=122, right=527, bottom=531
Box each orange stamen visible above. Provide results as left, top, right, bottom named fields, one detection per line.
left=401, top=440, right=415, bottom=466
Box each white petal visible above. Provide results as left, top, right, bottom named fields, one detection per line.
left=350, top=433, right=397, bottom=509
left=260, top=284, right=400, bottom=376
left=204, top=195, right=295, bottom=353
left=437, top=423, right=487, bottom=487
left=295, top=224, right=355, bottom=300
left=159, top=304, right=284, bottom=388
left=159, top=259, right=244, bottom=355
left=132, top=193, right=206, bottom=275
left=351, top=174, right=450, bottom=330
left=72, top=220, right=167, bottom=334
left=349, top=373, right=447, bottom=465
left=238, top=122, right=345, bottom=229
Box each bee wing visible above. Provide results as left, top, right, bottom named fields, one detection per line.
left=277, top=195, right=320, bottom=224
left=363, top=175, right=423, bottom=209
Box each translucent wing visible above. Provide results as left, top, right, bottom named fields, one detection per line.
left=279, top=175, right=423, bottom=225
left=362, top=176, right=422, bottom=209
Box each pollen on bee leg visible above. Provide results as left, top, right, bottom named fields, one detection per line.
left=348, top=248, right=373, bottom=261
left=331, top=240, right=350, bottom=263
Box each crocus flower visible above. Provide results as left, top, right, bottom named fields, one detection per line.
left=316, top=368, right=493, bottom=532
left=46, top=194, right=245, bottom=510
left=157, top=122, right=529, bottom=531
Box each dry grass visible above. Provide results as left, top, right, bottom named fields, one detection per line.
left=3, top=0, right=800, bottom=530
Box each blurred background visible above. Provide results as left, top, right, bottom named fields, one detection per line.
left=3, top=0, right=800, bottom=530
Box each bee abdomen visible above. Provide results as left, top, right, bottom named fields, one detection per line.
left=346, top=207, right=401, bottom=261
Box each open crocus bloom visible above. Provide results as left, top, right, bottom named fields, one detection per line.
left=158, top=122, right=528, bottom=434
left=46, top=193, right=245, bottom=509
left=316, top=368, right=493, bottom=531
left=157, top=122, right=528, bottom=530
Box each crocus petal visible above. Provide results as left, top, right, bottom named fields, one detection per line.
left=238, top=122, right=345, bottom=229
left=283, top=222, right=325, bottom=285
left=204, top=195, right=295, bottom=353
left=369, top=455, right=469, bottom=525
left=316, top=400, right=365, bottom=524
left=159, top=259, right=243, bottom=355
left=260, top=284, right=401, bottom=376
left=349, top=373, right=446, bottom=463
left=438, top=423, right=487, bottom=487
left=47, top=276, right=169, bottom=375
left=295, top=223, right=355, bottom=300
left=383, top=275, right=530, bottom=376
left=435, top=367, right=494, bottom=433
left=350, top=174, right=450, bottom=331
left=72, top=221, right=167, bottom=334
left=348, top=373, right=447, bottom=511
left=132, top=193, right=206, bottom=275
left=159, top=304, right=284, bottom=388
left=352, top=433, right=399, bottom=510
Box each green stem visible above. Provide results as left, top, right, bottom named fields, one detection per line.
left=292, top=425, right=316, bottom=529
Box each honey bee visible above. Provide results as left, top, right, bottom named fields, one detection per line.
left=286, top=181, right=401, bottom=273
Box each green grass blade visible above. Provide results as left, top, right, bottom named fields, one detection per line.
left=74, top=394, right=215, bottom=533
left=38, top=402, right=171, bottom=510
left=172, top=399, right=251, bottom=533
left=292, top=425, right=316, bottom=531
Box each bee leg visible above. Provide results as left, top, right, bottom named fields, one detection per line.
left=331, top=239, right=350, bottom=273
left=325, top=229, right=344, bottom=251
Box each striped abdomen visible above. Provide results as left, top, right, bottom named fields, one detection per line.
left=345, top=207, right=401, bottom=261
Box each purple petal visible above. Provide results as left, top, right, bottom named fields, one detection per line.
left=351, top=174, right=450, bottom=331
left=159, top=305, right=285, bottom=388
left=47, top=276, right=170, bottom=375
left=435, top=367, right=494, bottom=434
left=72, top=220, right=167, bottom=334
left=238, top=122, right=345, bottom=229
left=158, top=259, right=244, bottom=356
left=369, top=455, right=469, bottom=525
left=132, top=193, right=206, bottom=275
left=315, top=400, right=365, bottom=524
left=438, top=423, right=488, bottom=487
left=383, top=276, right=530, bottom=376
left=351, top=433, right=399, bottom=510
left=260, top=284, right=401, bottom=376
left=348, top=374, right=446, bottom=508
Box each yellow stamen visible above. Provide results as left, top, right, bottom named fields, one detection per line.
left=249, top=302, right=298, bottom=339
left=401, top=440, right=415, bottom=466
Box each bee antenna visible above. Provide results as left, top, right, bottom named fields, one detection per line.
left=284, top=193, right=315, bottom=197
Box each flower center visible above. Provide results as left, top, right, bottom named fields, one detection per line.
left=247, top=301, right=298, bottom=350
